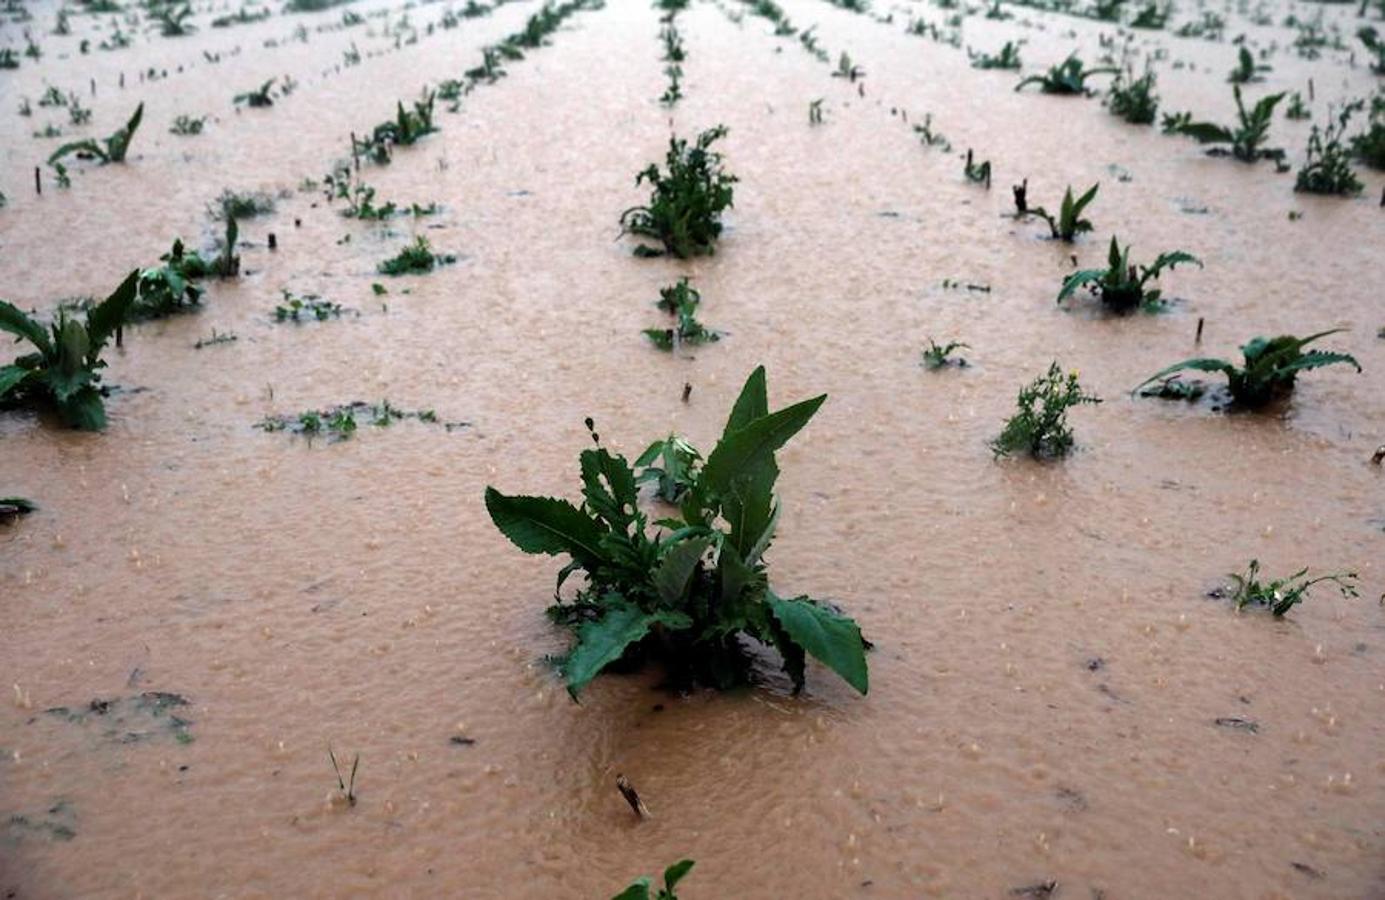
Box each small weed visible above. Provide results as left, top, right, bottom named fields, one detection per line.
left=1107, top=68, right=1158, bottom=124
left=1026, top=183, right=1097, bottom=241
left=612, top=860, right=696, bottom=900
left=169, top=114, right=206, bottom=135
left=1015, top=54, right=1117, bottom=95
left=1351, top=97, right=1385, bottom=169
left=1361, top=26, right=1385, bottom=74
left=1057, top=237, right=1200, bottom=311
left=193, top=329, right=237, bottom=349
left=1225, top=559, right=1358, bottom=617
left=259, top=401, right=444, bottom=438
left=354, top=91, right=437, bottom=164
left=211, top=6, right=270, bottom=27
left=808, top=98, right=825, bottom=124
left=0, top=497, right=38, bottom=521
left=234, top=78, right=276, bottom=108
left=991, top=362, right=1101, bottom=459
left=153, top=4, right=195, bottom=36
left=913, top=114, right=951, bottom=151
left=1135, top=331, right=1361, bottom=407
left=327, top=747, right=359, bottom=807
left=324, top=169, right=397, bottom=219
left=963, top=149, right=992, bottom=187
left=621, top=126, right=737, bottom=258
left=210, top=188, right=274, bottom=221
left=1284, top=92, right=1310, bottom=120
left=970, top=41, right=1022, bottom=69
left=645, top=278, right=719, bottom=350
left=274, top=291, right=342, bottom=322
left=47, top=102, right=142, bottom=166
left=1129, top=2, right=1167, bottom=28
left=660, top=65, right=683, bottom=106
left=922, top=338, right=968, bottom=369
left=1227, top=46, right=1269, bottom=84
left=1164, top=85, right=1286, bottom=163
left=831, top=51, right=864, bottom=81
left=377, top=236, right=456, bottom=275
left=1295, top=102, right=1363, bottom=195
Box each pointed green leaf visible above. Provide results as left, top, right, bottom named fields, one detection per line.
left=663, top=860, right=696, bottom=891
left=484, top=487, right=605, bottom=568
left=699, top=393, right=826, bottom=504
left=0, top=301, right=51, bottom=355
left=56, top=386, right=106, bottom=430
left=611, top=878, right=651, bottom=900
left=86, top=270, right=139, bottom=352
left=1057, top=269, right=1106, bottom=303
left=1132, top=357, right=1237, bottom=395
left=767, top=594, right=869, bottom=694
left=724, top=365, right=768, bottom=436
left=654, top=537, right=710, bottom=608
left=0, top=364, right=31, bottom=399
left=565, top=599, right=691, bottom=698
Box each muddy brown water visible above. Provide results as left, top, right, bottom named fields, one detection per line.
left=2, top=0, right=1384, bottom=895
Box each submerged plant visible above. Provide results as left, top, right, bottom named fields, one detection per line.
left=1057, top=237, right=1200, bottom=311
left=0, top=497, right=38, bottom=522
left=963, top=149, right=991, bottom=187
left=969, top=40, right=1022, bottom=69
left=922, top=338, right=968, bottom=369
left=1107, top=68, right=1158, bottom=124
left=1351, top=97, right=1385, bottom=170
left=1360, top=26, right=1385, bottom=75
left=613, top=860, right=695, bottom=900
left=644, top=279, right=718, bottom=350
left=1164, top=85, right=1285, bottom=163
left=377, top=236, right=456, bottom=275
left=1026, top=183, right=1097, bottom=241
left=1295, top=102, right=1363, bottom=195
left=234, top=78, right=276, bottom=108
left=1134, top=331, right=1361, bottom=407
left=620, top=126, right=737, bottom=258
left=210, top=188, right=274, bottom=220
left=1227, top=46, right=1269, bottom=83
left=47, top=102, right=143, bottom=165
left=169, top=114, right=206, bottom=135
left=991, top=362, right=1100, bottom=459
left=354, top=91, right=437, bottom=163
left=484, top=367, right=869, bottom=697
left=274, top=291, right=342, bottom=322
left=1225, top=559, right=1359, bottom=617
left=1015, top=53, right=1117, bottom=95
left=0, top=271, right=139, bottom=430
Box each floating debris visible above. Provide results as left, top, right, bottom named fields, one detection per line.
left=1214, top=716, right=1259, bottom=734
left=42, top=692, right=193, bottom=745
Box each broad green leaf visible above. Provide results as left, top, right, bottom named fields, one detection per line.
left=1132, top=357, right=1237, bottom=395
left=610, top=878, right=651, bottom=900
left=663, top=859, right=696, bottom=891
left=0, top=301, right=51, bottom=355
left=767, top=593, right=868, bottom=694
left=654, top=537, right=710, bottom=608
left=0, top=364, right=31, bottom=399
left=1273, top=351, right=1361, bottom=377
left=1144, top=251, right=1201, bottom=281
left=565, top=599, right=691, bottom=698
left=56, top=386, right=106, bottom=431
left=580, top=447, right=639, bottom=531
left=86, top=270, right=140, bottom=353
left=724, top=365, right=768, bottom=436
left=1173, top=122, right=1234, bottom=144
left=699, top=393, right=826, bottom=504
left=484, top=487, right=605, bottom=568
left=1057, top=269, right=1106, bottom=303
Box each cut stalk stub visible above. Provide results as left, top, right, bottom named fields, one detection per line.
left=616, top=774, right=650, bottom=819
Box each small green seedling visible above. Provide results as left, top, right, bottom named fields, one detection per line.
left=963, top=149, right=991, bottom=187
left=1015, top=54, right=1117, bottom=95
left=620, top=126, right=737, bottom=258
left=169, top=114, right=206, bottom=135
left=327, top=747, right=359, bottom=807
left=354, top=91, right=437, bottom=163
left=1130, top=3, right=1168, bottom=28
left=1163, top=85, right=1286, bottom=163
left=645, top=279, right=719, bottom=350
left=1026, top=183, right=1098, bottom=241
left=1225, top=559, right=1358, bottom=617
left=969, top=40, right=1021, bottom=69
left=1284, top=92, right=1310, bottom=120
left=234, top=79, right=276, bottom=108
left=613, top=860, right=696, bottom=900
left=1057, top=237, right=1200, bottom=311
left=831, top=52, right=864, bottom=81
left=922, top=338, right=968, bottom=369
left=991, top=362, right=1101, bottom=459
left=1, top=271, right=139, bottom=430
left=48, top=102, right=143, bottom=166
left=485, top=366, right=868, bottom=697
left=1295, top=102, right=1363, bottom=195
left=1107, top=69, right=1158, bottom=124
left=377, top=236, right=456, bottom=275
left=809, top=98, right=825, bottom=124
left=274, top=291, right=342, bottom=322
left=154, top=4, right=195, bottom=36
left=634, top=434, right=702, bottom=503
left=1134, top=330, right=1361, bottom=407
left=1227, top=46, right=1269, bottom=84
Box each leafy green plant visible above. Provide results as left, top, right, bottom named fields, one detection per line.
left=1134, top=331, right=1361, bottom=407
left=1360, top=26, right=1385, bottom=74
left=1284, top=92, right=1310, bottom=120
left=274, top=291, right=342, bottom=322
left=1164, top=86, right=1286, bottom=162
left=1129, top=2, right=1167, bottom=28
left=1026, top=183, right=1097, bottom=241
left=0, top=497, right=37, bottom=522
left=1015, top=54, right=1117, bottom=95
left=1057, top=237, right=1200, bottom=311
left=922, top=338, right=968, bottom=369
left=969, top=40, right=1022, bottom=69
left=234, top=78, right=275, bottom=108
left=1107, top=68, right=1158, bottom=124
left=613, top=860, right=695, bottom=900
left=153, top=3, right=195, bottom=36
left=354, top=91, right=437, bottom=163
left=47, top=102, right=143, bottom=165
left=1351, top=96, right=1385, bottom=169
left=210, top=188, right=274, bottom=220
left=1295, top=102, right=1363, bottom=195
left=991, top=362, right=1100, bottom=459
left=634, top=434, right=701, bottom=503
left=620, top=126, right=737, bottom=258
left=169, top=114, right=206, bottom=135
left=644, top=279, right=719, bottom=350
left=0, top=271, right=139, bottom=430
left=831, top=52, right=864, bottom=81
left=913, top=114, right=951, bottom=151
left=484, top=366, right=869, bottom=697
left=1225, top=559, right=1359, bottom=617
left=377, top=236, right=456, bottom=275
left=1227, top=46, right=1269, bottom=83
left=963, top=149, right=991, bottom=187
left=258, top=400, right=438, bottom=438
left=660, top=65, right=683, bottom=106
left=136, top=240, right=210, bottom=319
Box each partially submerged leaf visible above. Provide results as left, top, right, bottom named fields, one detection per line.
left=768, top=594, right=869, bottom=694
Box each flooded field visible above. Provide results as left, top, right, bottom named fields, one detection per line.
left=2, top=0, right=1383, bottom=894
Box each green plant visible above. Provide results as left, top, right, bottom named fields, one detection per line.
left=210, top=188, right=274, bottom=220
left=644, top=279, right=719, bottom=350
left=153, top=3, right=195, bottom=35
left=1360, top=26, right=1385, bottom=74
left=1026, top=183, right=1097, bottom=241
left=0, top=48, right=18, bottom=69
left=969, top=41, right=1022, bottom=69
left=484, top=366, right=869, bottom=697
left=963, top=149, right=991, bottom=187
left=620, top=126, right=737, bottom=258
left=1015, top=54, right=1117, bottom=95
left=1057, top=237, right=1200, bottom=311
left=1295, top=102, right=1363, bottom=195
left=1225, top=559, right=1359, bottom=617
left=274, top=291, right=342, bottom=322
left=922, top=338, right=968, bottom=369
left=326, top=171, right=397, bottom=219
left=912, top=114, right=951, bottom=151
left=1164, top=86, right=1286, bottom=162
left=0, top=271, right=139, bottom=430
left=1134, top=331, right=1361, bottom=407
left=1351, top=97, right=1385, bottom=169
left=1284, top=92, right=1310, bottom=120
left=169, top=114, right=206, bottom=135
left=831, top=52, right=864, bottom=81
left=136, top=240, right=210, bottom=319
left=47, top=102, right=143, bottom=165
left=234, top=78, right=275, bottom=108
left=354, top=91, right=437, bottom=163
left=377, top=236, right=456, bottom=275
left=808, top=98, right=825, bottom=124
left=634, top=434, right=701, bottom=503
left=1129, top=2, right=1167, bottom=28
left=613, top=860, right=695, bottom=900
left=991, top=362, right=1100, bottom=459
left=1107, top=68, right=1158, bottom=124
left=1227, top=46, right=1269, bottom=84
left=659, top=65, right=683, bottom=106
left=0, top=497, right=37, bottom=521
